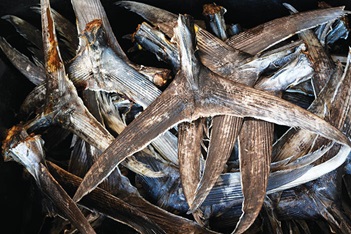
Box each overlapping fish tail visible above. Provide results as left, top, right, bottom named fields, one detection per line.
left=2, top=125, right=96, bottom=234
left=48, top=161, right=166, bottom=234
left=71, top=0, right=127, bottom=60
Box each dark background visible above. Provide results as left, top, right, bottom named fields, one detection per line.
left=0, top=0, right=350, bottom=233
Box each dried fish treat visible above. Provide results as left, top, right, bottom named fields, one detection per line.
left=1, top=0, right=351, bottom=233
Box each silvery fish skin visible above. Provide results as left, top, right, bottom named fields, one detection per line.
left=71, top=0, right=171, bottom=85
left=271, top=142, right=334, bottom=171
left=47, top=160, right=216, bottom=234
left=285, top=79, right=315, bottom=97
left=255, top=53, right=313, bottom=92
left=1, top=0, right=351, bottom=233
left=140, top=148, right=351, bottom=232
left=133, top=21, right=305, bottom=77
left=202, top=3, right=228, bottom=41
left=51, top=158, right=166, bottom=234
left=133, top=22, right=180, bottom=71
left=315, top=2, right=349, bottom=47
left=134, top=154, right=315, bottom=220
left=68, top=19, right=179, bottom=165
left=273, top=168, right=351, bottom=233
left=0, top=20, right=169, bottom=177
left=272, top=4, right=345, bottom=165
left=271, top=47, right=351, bottom=190
left=324, top=18, right=349, bottom=45
left=73, top=14, right=350, bottom=208
left=270, top=50, right=351, bottom=193
left=227, top=23, right=242, bottom=37
left=284, top=3, right=336, bottom=95
left=117, top=1, right=347, bottom=55
left=25, top=0, right=160, bottom=199
left=2, top=126, right=96, bottom=234
left=117, top=5, right=348, bottom=222
left=129, top=11, right=315, bottom=218
left=190, top=19, right=311, bottom=227
left=0, top=5, right=176, bottom=171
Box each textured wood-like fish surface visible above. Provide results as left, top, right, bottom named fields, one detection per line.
left=1, top=0, right=351, bottom=233
left=47, top=161, right=216, bottom=233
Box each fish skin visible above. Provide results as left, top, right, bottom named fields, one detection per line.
left=272, top=4, right=344, bottom=164
left=226, top=6, right=347, bottom=55
left=47, top=163, right=166, bottom=234
left=38, top=2, right=165, bottom=228
left=2, top=15, right=42, bottom=48
left=2, top=126, right=96, bottom=234
left=131, top=21, right=313, bottom=216
left=73, top=14, right=350, bottom=204
left=26, top=0, right=159, bottom=198
left=131, top=8, right=304, bottom=215
left=134, top=153, right=314, bottom=217
left=48, top=160, right=217, bottom=234
left=230, top=51, right=312, bottom=233
left=283, top=3, right=336, bottom=96
left=70, top=90, right=142, bottom=196
left=274, top=168, right=351, bottom=233
left=1, top=14, right=44, bottom=60
left=202, top=3, right=228, bottom=41
left=68, top=19, right=179, bottom=164
left=191, top=40, right=307, bottom=217
left=1, top=14, right=175, bottom=170
left=71, top=0, right=172, bottom=83
left=32, top=6, right=78, bottom=55
left=7, top=0, right=160, bottom=179
left=2, top=0, right=351, bottom=232
left=5, top=15, right=165, bottom=178
left=39, top=0, right=113, bottom=156
left=69, top=19, right=161, bottom=107
left=0, top=37, right=45, bottom=85
left=270, top=50, right=351, bottom=193
left=2, top=12, right=76, bottom=61
left=133, top=22, right=180, bottom=71
left=271, top=142, right=334, bottom=171
left=175, top=16, right=206, bottom=216
left=233, top=119, right=273, bottom=234
left=20, top=83, right=45, bottom=115
left=117, top=5, right=348, bottom=220
left=178, top=119, right=204, bottom=207
left=190, top=115, right=242, bottom=212
left=71, top=0, right=127, bottom=60
left=117, top=1, right=347, bottom=55
left=86, top=91, right=166, bottom=176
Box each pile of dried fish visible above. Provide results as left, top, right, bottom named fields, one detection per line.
left=1, top=0, right=351, bottom=233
